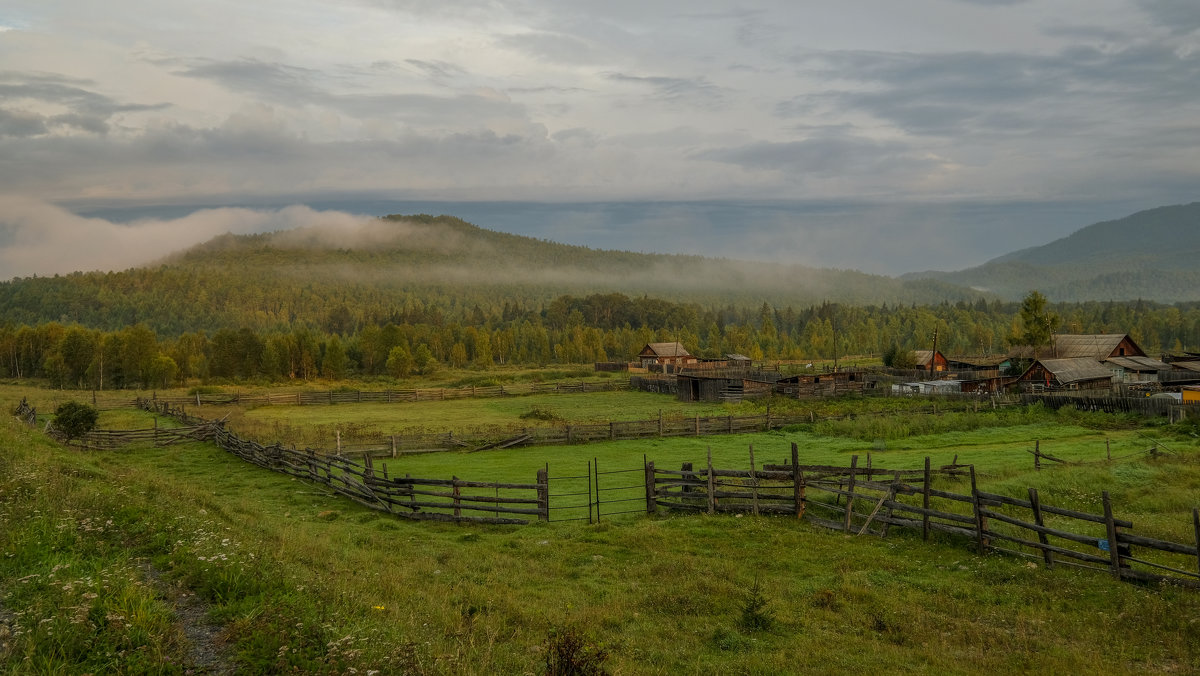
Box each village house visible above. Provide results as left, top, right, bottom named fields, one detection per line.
left=1015, top=357, right=1115, bottom=392
left=1049, top=334, right=1146, bottom=360
left=637, top=342, right=697, bottom=370
left=912, top=349, right=948, bottom=372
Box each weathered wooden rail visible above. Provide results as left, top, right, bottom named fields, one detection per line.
left=649, top=444, right=1200, bottom=589
left=138, top=398, right=548, bottom=525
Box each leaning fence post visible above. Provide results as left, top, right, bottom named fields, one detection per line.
left=1102, top=491, right=1122, bottom=579
left=842, top=455, right=859, bottom=532
left=537, top=467, right=549, bottom=521
left=1029, top=487, right=1054, bottom=568
left=971, top=465, right=987, bottom=555
left=1034, top=440, right=1041, bottom=471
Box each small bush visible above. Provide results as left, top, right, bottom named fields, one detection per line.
left=52, top=401, right=99, bottom=440
left=544, top=625, right=608, bottom=676
left=521, top=405, right=564, bottom=421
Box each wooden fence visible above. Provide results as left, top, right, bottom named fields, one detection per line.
left=649, top=444, right=1200, bottom=588
left=143, top=380, right=627, bottom=409
left=137, top=399, right=548, bottom=525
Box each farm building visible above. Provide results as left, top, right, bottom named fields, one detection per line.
left=1105, top=355, right=1172, bottom=383
left=945, top=355, right=1007, bottom=373
left=1050, top=334, right=1146, bottom=360
left=676, top=371, right=778, bottom=403
left=912, top=350, right=948, bottom=371
left=776, top=371, right=865, bottom=398
left=892, top=380, right=961, bottom=395
left=1016, top=357, right=1115, bottom=392
left=637, top=342, right=698, bottom=370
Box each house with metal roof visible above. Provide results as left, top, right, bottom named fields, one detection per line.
left=1105, top=355, right=1172, bottom=383
left=1015, top=357, right=1115, bottom=392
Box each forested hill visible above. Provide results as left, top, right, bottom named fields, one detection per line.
left=903, top=202, right=1200, bottom=302
left=0, top=214, right=982, bottom=335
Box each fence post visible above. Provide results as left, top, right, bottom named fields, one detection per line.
left=594, top=457, right=602, bottom=522
left=537, top=467, right=549, bottom=521
left=391, top=435, right=396, bottom=458
left=748, top=445, right=759, bottom=517
left=644, top=460, right=657, bottom=514
left=1193, top=508, right=1200, bottom=578
left=610, top=421, right=615, bottom=441
left=587, top=460, right=593, bottom=524
left=971, top=466, right=987, bottom=555
left=452, top=477, right=462, bottom=518
left=658, top=409, right=663, bottom=437
left=842, top=455, right=858, bottom=532
left=791, top=442, right=803, bottom=519
left=922, top=457, right=931, bottom=541
left=1106, top=438, right=1111, bottom=461
left=1034, top=440, right=1041, bottom=471
left=1102, top=491, right=1122, bottom=579
left=1029, top=487, right=1053, bottom=568
left=707, top=447, right=716, bottom=515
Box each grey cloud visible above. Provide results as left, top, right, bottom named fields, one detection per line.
left=0, top=108, right=48, bottom=137
left=497, top=31, right=601, bottom=65
left=694, top=136, right=934, bottom=176
left=951, top=0, right=1030, bottom=5
left=178, top=57, right=530, bottom=127
left=794, top=44, right=1200, bottom=137
left=404, top=59, right=466, bottom=79
left=1138, top=0, right=1200, bottom=34
left=605, top=72, right=726, bottom=108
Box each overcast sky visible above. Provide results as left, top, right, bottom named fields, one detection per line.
left=1, top=0, right=1199, bottom=277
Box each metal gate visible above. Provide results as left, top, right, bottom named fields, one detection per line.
left=546, top=458, right=648, bottom=523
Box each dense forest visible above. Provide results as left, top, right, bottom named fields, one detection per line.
left=4, top=293, right=1199, bottom=389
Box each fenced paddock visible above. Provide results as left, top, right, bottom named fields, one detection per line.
left=23, top=397, right=1200, bottom=589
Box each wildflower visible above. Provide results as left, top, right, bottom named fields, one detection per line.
left=372, top=605, right=385, bottom=611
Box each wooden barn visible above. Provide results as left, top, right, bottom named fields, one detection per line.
left=637, top=342, right=697, bottom=369
left=912, top=350, right=948, bottom=372
left=1016, top=357, right=1114, bottom=392
left=676, top=372, right=776, bottom=403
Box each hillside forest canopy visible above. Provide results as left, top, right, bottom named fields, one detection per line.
left=3, top=214, right=1199, bottom=388
left=4, top=293, right=1199, bottom=389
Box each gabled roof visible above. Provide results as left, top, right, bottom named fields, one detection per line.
left=912, top=350, right=945, bottom=366
left=640, top=342, right=691, bottom=357
left=1051, top=334, right=1143, bottom=359
left=947, top=355, right=1008, bottom=368
left=1105, top=356, right=1171, bottom=372
left=1033, top=357, right=1115, bottom=384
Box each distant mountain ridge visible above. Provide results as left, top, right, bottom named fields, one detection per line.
left=903, top=202, right=1200, bottom=302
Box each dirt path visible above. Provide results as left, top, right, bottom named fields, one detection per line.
left=139, top=561, right=236, bottom=675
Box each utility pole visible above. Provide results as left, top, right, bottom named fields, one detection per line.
left=930, top=326, right=939, bottom=373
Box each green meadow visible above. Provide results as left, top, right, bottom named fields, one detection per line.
left=3, top=384, right=1200, bottom=674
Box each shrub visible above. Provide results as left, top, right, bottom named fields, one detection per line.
left=520, top=406, right=564, bottom=422
left=738, top=575, right=776, bottom=633
left=543, top=625, right=608, bottom=676
left=52, top=401, right=99, bottom=441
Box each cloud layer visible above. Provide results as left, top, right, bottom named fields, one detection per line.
left=0, top=1, right=1197, bottom=274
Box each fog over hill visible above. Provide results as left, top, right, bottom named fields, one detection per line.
left=903, top=203, right=1200, bottom=302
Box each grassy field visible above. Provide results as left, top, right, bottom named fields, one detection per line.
left=3, top=384, right=1200, bottom=674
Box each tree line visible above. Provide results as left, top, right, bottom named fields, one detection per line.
left=3, top=293, right=1198, bottom=389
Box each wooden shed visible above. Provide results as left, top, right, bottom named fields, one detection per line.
left=1016, top=358, right=1114, bottom=392
left=1105, top=355, right=1172, bottom=383
left=776, top=371, right=865, bottom=398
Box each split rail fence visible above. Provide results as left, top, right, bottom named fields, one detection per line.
left=28, top=397, right=1200, bottom=589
